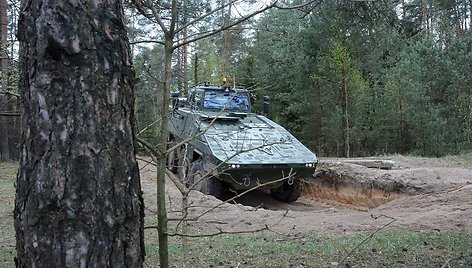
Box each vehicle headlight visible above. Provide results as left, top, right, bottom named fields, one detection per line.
left=230, top=164, right=241, bottom=169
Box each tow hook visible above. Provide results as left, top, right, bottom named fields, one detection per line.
left=243, top=176, right=251, bottom=187
left=287, top=176, right=295, bottom=185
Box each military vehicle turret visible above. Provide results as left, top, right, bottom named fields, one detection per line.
left=167, top=83, right=318, bottom=202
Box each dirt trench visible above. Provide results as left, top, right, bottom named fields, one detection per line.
left=140, top=156, right=472, bottom=236
left=304, top=167, right=407, bottom=211
left=235, top=168, right=407, bottom=212
left=236, top=159, right=472, bottom=212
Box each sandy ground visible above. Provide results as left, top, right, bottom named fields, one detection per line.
left=139, top=155, right=472, bottom=237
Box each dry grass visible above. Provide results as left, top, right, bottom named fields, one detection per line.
left=0, top=162, right=16, bottom=268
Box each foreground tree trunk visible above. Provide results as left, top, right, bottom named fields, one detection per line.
left=14, top=0, right=144, bottom=267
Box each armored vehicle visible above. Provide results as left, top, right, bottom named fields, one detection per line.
left=167, top=83, right=318, bottom=202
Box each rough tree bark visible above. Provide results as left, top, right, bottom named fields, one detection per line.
left=14, top=0, right=145, bottom=267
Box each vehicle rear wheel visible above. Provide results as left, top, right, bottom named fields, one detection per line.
left=188, top=159, right=223, bottom=199
left=166, top=139, right=178, bottom=173
left=177, top=145, right=192, bottom=182
left=270, top=177, right=304, bottom=202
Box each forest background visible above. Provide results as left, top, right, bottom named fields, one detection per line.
left=1, top=0, right=472, bottom=160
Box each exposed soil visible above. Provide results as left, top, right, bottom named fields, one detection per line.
left=139, top=155, right=472, bottom=237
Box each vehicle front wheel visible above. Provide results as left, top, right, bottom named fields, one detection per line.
left=188, top=159, right=223, bottom=199
left=270, top=177, right=304, bottom=202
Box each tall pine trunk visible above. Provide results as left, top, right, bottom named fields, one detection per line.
left=341, top=75, right=350, bottom=158
left=14, top=0, right=144, bottom=266
left=0, top=96, right=9, bottom=160
left=0, top=0, right=10, bottom=161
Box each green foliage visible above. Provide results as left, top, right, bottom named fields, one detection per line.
left=128, top=0, right=472, bottom=157
left=244, top=0, right=472, bottom=157
left=133, top=46, right=164, bottom=147
left=189, top=38, right=221, bottom=84
left=248, top=8, right=318, bottom=146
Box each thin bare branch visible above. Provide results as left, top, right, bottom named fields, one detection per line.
left=167, top=225, right=269, bottom=237
left=173, top=2, right=277, bottom=50
left=0, top=111, right=20, bottom=116
left=166, top=98, right=235, bottom=155
left=274, top=0, right=321, bottom=10
left=174, top=0, right=244, bottom=35
left=146, top=0, right=168, bottom=34
left=137, top=119, right=161, bottom=136
left=441, top=253, right=472, bottom=268
left=165, top=169, right=187, bottom=194
left=137, top=136, right=162, bottom=159
left=189, top=173, right=295, bottom=222
left=338, top=214, right=397, bottom=266
left=0, top=89, right=20, bottom=98
left=188, top=139, right=292, bottom=192
left=129, top=0, right=154, bottom=19
left=129, top=39, right=165, bottom=45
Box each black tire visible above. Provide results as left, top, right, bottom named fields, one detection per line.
left=188, top=160, right=223, bottom=199
left=177, top=146, right=191, bottom=182
left=270, top=177, right=304, bottom=202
